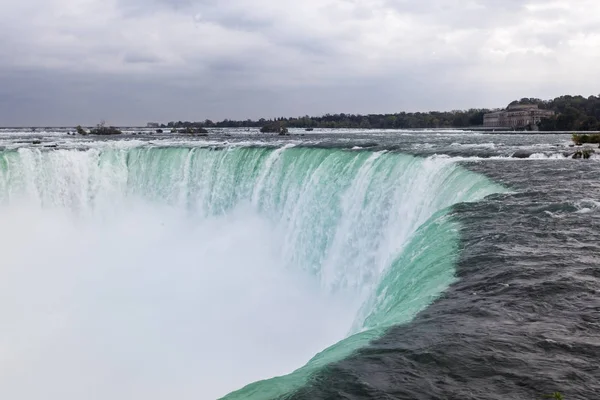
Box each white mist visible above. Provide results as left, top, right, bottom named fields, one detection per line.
left=0, top=204, right=357, bottom=400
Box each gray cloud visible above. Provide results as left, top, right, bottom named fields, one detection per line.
left=0, top=0, right=599, bottom=125
left=123, top=53, right=164, bottom=64
left=117, top=0, right=195, bottom=16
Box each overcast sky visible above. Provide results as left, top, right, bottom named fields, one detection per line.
left=1, top=0, right=599, bottom=125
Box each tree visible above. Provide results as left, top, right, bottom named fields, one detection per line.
left=75, top=125, right=87, bottom=135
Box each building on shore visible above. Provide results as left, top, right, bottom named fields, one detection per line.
left=146, top=122, right=160, bottom=128
left=483, top=104, right=555, bottom=129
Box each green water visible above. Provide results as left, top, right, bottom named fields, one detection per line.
left=0, top=145, right=507, bottom=398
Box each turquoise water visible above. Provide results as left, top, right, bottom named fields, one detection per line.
left=0, top=145, right=506, bottom=399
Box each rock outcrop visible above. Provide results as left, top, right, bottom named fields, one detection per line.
left=177, top=127, right=208, bottom=135
left=90, top=126, right=122, bottom=135
left=572, top=148, right=594, bottom=159
left=512, top=150, right=533, bottom=159
left=260, top=122, right=289, bottom=135
left=76, top=124, right=122, bottom=135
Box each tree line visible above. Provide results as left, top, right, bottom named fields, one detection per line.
left=163, top=110, right=489, bottom=130
left=160, top=95, right=600, bottom=131
left=521, top=95, right=600, bottom=131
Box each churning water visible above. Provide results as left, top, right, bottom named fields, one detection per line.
left=0, top=130, right=598, bottom=400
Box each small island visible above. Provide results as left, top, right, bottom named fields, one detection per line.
left=572, top=133, right=600, bottom=145
left=76, top=122, right=122, bottom=135
left=260, top=122, right=289, bottom=135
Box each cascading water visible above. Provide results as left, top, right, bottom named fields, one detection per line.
left=0, top=144, right=506, bottom=399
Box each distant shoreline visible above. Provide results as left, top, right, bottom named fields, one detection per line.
left=4, top=95, right=600, bottom=132
left=1, top=127, right=599, bottom=135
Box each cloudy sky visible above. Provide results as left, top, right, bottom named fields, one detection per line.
left=1, top=0, right=599, bottom=125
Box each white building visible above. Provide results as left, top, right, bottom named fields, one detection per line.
left=483, top=104, right=555, bottom=128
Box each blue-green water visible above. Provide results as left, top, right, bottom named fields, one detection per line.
left=0, top=144, right=506, bottom=399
